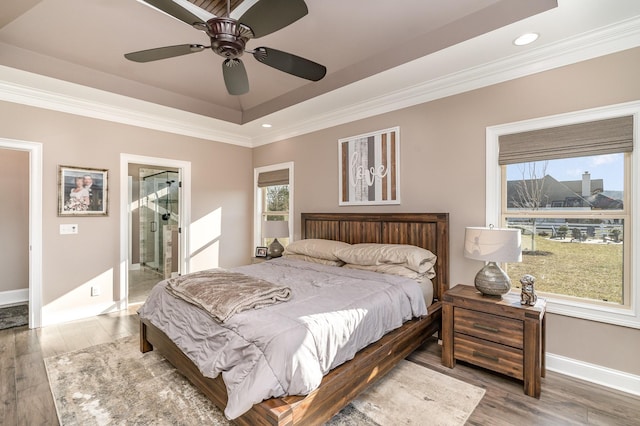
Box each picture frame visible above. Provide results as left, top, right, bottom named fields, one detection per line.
left=338, top=126, right=400, bottom=206
left=58, top=165, right=108, bottom=216
left=255, top=246, right=268, bottom=258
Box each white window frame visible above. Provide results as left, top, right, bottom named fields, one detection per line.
left=254, top=162, right=294, bottom=251
left=486, top=101, right=640, bottom=328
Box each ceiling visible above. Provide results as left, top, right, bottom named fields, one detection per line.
left=1, top=0, right=640, bottom=146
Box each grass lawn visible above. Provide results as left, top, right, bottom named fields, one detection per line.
left=507, top=235, right=623, bottom=304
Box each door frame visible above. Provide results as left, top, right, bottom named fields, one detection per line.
left=120, top=154, right=191, bottom=309
left=0, top=138, right=43, bottom=328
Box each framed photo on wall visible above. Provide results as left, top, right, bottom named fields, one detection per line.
left=58, top=165, right=108, bottom=216
left=338, top=127, right=400, bottom=206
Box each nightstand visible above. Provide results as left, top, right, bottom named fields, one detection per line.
left=251, top=257, right=269, bottom=264
left=442, top=284, right=546, bottom=398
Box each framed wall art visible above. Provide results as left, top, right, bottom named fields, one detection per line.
left=338, top=127, right=400, bottom=206
left=58, top=165, right=108, bottom=216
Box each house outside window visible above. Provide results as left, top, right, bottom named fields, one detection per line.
left=486, top=103, right=639, bottom=328
left=504, top=155, right=627, bottom=306
left=254, top=162, right=293, bottom=250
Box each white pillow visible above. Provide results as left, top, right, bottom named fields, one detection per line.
left=282, top=253, right=344, bottom=267
left=342, top=262, right=435, bottom=280
left=342, top=263, right=434, bottom=304
left=283, top=239, right=351, bottom=261
left=335, top=243, right=437, bottom=274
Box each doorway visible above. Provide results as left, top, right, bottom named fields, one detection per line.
left=0, top=138, right=43, bottom=328
left=129, top=167, right=179, bottom=303
left=140, top=168, right=179, bottom=273
left=121, top=154, right=191, bottom=309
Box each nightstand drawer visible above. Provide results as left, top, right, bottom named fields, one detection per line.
left=454, top=333, right=524, bottom=380
left=454, top=307, right=524, bottom=349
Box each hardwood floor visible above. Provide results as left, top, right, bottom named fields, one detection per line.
left=0, top=307, right=139, bottom=426
left=1, top=309, right=639, bottom=425
left=409, top=339, right=640, bottom=426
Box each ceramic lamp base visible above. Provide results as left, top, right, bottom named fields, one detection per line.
left=474, top=261, right=511, bottom=297
left=267, top=238, right=284, bottom=258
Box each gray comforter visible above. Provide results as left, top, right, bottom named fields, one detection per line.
left=137, top=258, right=428, bottom=419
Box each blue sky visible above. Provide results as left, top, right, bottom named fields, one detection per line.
left=506, top=153, right=624, bottom=191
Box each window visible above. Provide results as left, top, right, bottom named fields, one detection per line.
left=486, top=103, right=639, bottom=328
left=254, top=162, right=293, bottom=249
left=504, top=155, right=628, bottom=306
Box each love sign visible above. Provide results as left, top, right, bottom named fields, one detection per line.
left=338, top=127, right=400, bottom=205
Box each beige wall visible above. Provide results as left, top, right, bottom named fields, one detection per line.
left=253, top=47, right=640, bottom=376
left=0, top=101, right=253, bottom=323
left=0, top=148, right=29, bottom=296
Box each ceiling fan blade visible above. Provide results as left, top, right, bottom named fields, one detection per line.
left=125, top=44, right=206, bottom=62
left=238, top=0, right=308, bottom=38
left=141, top=0, right=205, bottom=26
left=223, top=59, right=249, bottom=95
left=253, top=47, right=326, bottom=81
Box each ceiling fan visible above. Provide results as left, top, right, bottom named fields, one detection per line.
left=125, top=0, right=327, bottom=95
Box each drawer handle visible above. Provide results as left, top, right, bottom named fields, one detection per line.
left=472, top=323, right=499, bottom=333
left=473, top=350, right=499, bottom=362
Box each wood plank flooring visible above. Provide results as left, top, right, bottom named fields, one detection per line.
left=1, top=308, right=639, bottom=425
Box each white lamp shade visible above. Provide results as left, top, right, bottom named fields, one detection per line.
left=464, top=227, right=522, bottom=263
left=262, top=220, right=289, bottom=239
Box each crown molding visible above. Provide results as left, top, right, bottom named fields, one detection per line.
left=0, top=66, right=252, bottom=147
left=1, top=16, right=639, bottom=148
left=250, top=15, right=640, bottom=146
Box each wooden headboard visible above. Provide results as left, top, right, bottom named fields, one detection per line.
left=301, top=212, right=450, bottom=302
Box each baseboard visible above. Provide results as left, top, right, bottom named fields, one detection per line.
left=41, top=301, right=120, bottom=327
left=129, top=263, right=141, bottom=271
left=547, top=353, right=640, bottom=397
left=0, top=288, right=28, bottom=307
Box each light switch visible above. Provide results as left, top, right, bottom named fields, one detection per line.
left=60, top=224, right=78, bottom=234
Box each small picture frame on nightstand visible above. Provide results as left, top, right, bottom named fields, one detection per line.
left=255, top=246, right=268, bottom=258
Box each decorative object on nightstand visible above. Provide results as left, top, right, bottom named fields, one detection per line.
left=442, top=284, right=546, bottom=398
left=255, top=246, right=268, bottom=258
left=262, top=220, right=289, bottom=258
left=463, top=226, right=522, bottom=297
left=520, top=274, right=538, bottom=306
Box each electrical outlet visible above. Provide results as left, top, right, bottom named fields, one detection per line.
left=60, top=224, right=78, bottom=234
left=91, top=286, right=100, bottom=297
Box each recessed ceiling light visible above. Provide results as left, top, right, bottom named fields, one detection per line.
left=261, top=123, right=272, bottom=128
left=513, top=33, right=539, bottom=46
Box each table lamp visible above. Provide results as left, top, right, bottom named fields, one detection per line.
left=262, top=220, right=289, bottom=258
left=464, top=226, right=522, bottom=297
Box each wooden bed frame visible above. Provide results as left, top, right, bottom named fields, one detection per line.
left=140, top=212, right=449, bottom=425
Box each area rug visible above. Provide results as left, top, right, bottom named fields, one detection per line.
left=45, top=335, right=485, bottom=425
left=0, top=303, right=28, bottom=330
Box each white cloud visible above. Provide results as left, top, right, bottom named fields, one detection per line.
left=590, top=154, right=618, bottom=166
left=564, top=167, right=585, bottom=179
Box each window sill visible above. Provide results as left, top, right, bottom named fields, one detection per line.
left=543, top=296, right=640, bottom=329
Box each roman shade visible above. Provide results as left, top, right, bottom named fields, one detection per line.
left=499, top=115, right=633, bottom=165
left=257, top=169, right=289, bottom=187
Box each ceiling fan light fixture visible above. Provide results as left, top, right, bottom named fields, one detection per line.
left=208, top=17, right=249, bottom=58
left=513, top=32, right=539, bottom=46
left=127, top=0, right=326, bottom=96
